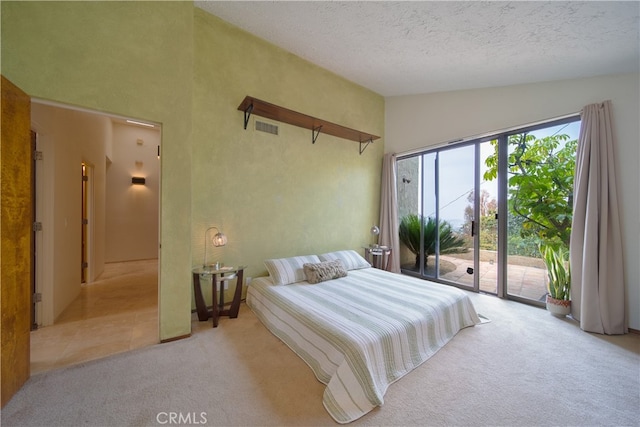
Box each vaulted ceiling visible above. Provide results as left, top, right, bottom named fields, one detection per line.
left=196, top=1, right=639, bottom=97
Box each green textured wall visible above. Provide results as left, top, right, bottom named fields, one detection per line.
left=1, top=2, right=384, bottom=339
left=1, top=1, right=194, bottom=340
left=192, top=10, right=384, bottom=289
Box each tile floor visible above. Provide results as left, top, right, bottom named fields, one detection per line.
left=30, top=259, right=159, bottom=374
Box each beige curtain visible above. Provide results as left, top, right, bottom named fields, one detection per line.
left=570, top=100, right=626, bottom=334
left=379, top=153, right=401, bottom=273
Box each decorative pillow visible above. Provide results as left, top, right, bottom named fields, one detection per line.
left=303, top=260, right=348, bottom=284
left=318, top=250, right=371, bottom=270
left=264, top=255, right=321, bottom=286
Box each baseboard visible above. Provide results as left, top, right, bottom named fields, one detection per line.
left=629, top=327, right=639, bottom=335
left=160, top=333, right=191, bottom=343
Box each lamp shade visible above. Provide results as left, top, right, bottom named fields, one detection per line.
left=203, top=226, right=227, bottom=267
left=370, top=225, right=380, bottom=247
left=212, top=231, right=227, bottom=247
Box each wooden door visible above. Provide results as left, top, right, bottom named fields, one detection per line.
left=1, top=75, right=32, bottom=407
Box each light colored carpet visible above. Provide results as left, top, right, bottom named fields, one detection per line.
left=2, top=292, right=639, bottom=426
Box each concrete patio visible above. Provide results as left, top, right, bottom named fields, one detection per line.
left=403, top=252, right=549, bottom=302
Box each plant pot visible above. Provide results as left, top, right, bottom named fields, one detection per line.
left=546, top=295, right=571, bottom=317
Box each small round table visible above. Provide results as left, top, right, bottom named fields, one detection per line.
left=192, top=265, right=246, bottom=327
left=363, top=246, right=392, bottom=271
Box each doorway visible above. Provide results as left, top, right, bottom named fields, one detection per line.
left=30, top=100, right=161, bottom=372
left=397, top=115, right=580, bottom=307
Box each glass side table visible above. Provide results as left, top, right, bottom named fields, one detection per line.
left=363, top=246, right=392, bottom=271
left=192, top=265, right=246, bottom=328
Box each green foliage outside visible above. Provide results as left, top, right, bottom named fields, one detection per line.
left=484, top=132, right=577, bottom=252
left=506, top=214, right=541, bottom=257
left=463, top=189, right=497, bottom=251
left=463, top=192, right=542, bottom=257
left=399, top=214, right=466, bottom=269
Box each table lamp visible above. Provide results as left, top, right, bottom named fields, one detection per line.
left=370, top=225, right=380, bottom=248
left=203, top=226, right=227, bottom=268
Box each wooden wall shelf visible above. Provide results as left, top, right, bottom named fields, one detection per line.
left=237, top=96, right=380, bottom=154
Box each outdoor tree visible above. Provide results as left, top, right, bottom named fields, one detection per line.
left=484, top=133, right=577, bottom=248
left=463, top=189, right=498, bottom=250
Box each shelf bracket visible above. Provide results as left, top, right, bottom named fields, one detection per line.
left=243, top=103, right=254, bottom=130
left=359, top=138, right=373, bottom=155
left=312, top=125, right=323, bottom=144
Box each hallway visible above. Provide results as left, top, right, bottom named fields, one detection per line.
left=30, top=259, right=158, bottom=374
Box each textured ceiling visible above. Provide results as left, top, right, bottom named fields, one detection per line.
left=195, top=1, right=639, bottom=97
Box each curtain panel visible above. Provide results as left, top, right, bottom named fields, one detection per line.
left=570, top=100, right=626, bottom=334
left=379, top=153, right=401, bottom=273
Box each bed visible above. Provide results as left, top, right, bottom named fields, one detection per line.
left=246, top=250, right=480, bottom=423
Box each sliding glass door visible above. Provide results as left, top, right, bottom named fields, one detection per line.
left=478, top=141, right=498, bottom=294
left=435, top=144, right=477, bottom=290
left=503, top=120, right=580, bottom=304
left=397, top=115, right=579, bottom=307
left=398, top=142, right=496, bottom=293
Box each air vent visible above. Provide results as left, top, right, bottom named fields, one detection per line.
left=255, top=121, right=278, bottom=135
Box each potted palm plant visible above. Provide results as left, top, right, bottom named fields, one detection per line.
left=540, top=244, right=571, bottom=317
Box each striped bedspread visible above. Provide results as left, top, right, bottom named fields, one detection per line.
left=246, top=267, right=480, bottom=423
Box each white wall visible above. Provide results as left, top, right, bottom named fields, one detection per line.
left=385, top=73, right=640, bottom=331
left=105, top=123, right=160, bottom=262
left=31, top=103, right=110, bottom=323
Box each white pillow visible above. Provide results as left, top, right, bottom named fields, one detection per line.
left=264, top=255, right=321, bottom=285
left=318, top=250, right=371, bottom=270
